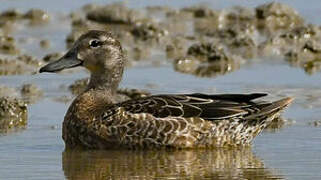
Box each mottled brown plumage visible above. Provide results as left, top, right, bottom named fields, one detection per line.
left=40, top=30, right=293, bottom=149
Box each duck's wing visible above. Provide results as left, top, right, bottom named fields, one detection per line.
left=104, top=93, right=290, bottom=121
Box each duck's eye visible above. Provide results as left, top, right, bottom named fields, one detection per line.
left=89, top=39, right=102, bottom=48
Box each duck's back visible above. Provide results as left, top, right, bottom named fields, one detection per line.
left=63, top=93, right=293, bottom=149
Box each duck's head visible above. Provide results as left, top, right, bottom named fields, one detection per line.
left=39, top=30, right=124, bottom=74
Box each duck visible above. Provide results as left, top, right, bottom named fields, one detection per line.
left=39, top=30, right=293, bottom=149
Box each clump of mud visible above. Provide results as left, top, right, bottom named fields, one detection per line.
left=0, top=96, right=27, bottom=133
left=24, top=9, right=50, bottom=22
left=0, top=8, right=49, bottom=20
left=165, top=36, right=189, bottom=59
left=0, top=54, right=42, bottom=75
left=187, top=42, right=230, bottom=61
left=0, top=83, right=44, bottom=104
left=39, top=39, right=50, bottom=49
left=255, top=2, right=304, bottom=35
left=308, top=120, right=321, bottom=127
left=61, top=2, right=312, bottom=73
left=42, top=52, right=63, bottom=62
left=174, top=42, right=241, bottom=77
left=0, top=82, right=45, bottom=132
left=285, top=40, right=321, bottom=74
left=0, top=85, right=19, bottom=98
left=181, top=6, right=218, bottom=18
left=0, top=8, right=50, bottom=25
left=131, top=21, right=168, bottom=42
left=0, top=36, right=19, bottom=55
left=86, top=3, right=142, bottom=25
left=21, top=84, right=44, bottom=104
left=259, top=25, right=321, bottom=56
left=1, top=2, right=320, bottom=75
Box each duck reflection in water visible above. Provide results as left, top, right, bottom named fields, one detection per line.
left=62, top=148, right=283, bottom=180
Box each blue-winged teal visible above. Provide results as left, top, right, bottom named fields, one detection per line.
left=40, top=30, right=293, bottom=149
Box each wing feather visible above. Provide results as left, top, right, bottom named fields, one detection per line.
left=105, top=93, right=270, bottom=121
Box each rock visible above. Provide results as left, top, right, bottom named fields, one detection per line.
left=131, top=21, right=168, bottom=41
left=174, top=56, right=240, bottom=77
left=0, top=35, right=19, bottom=55
left=285, top=40, right=321, bottom=74
left=0, top=9, right=23, bottom=20
left=166, top=36, right=189, bottom=59
left=255, top=2, right=304, bottom=34
left=222, top=6, right=256, bottom=28
left=227, top=35, right=257, bottom=59
left=187, top=42, right=229, bottom=62
left=259, top=25, right=321, bottom=57
left=0, top=96, right=27, bottom=132
left=17, top=54, right=41, bottom=66
left=0, top=85, right=19, bottom=98
left=173, top=57, right=200, bottom=74
left=82, top=3, right=100, bottom=13
left=281, top=25, right=321, bottom=42
left=203, top=28, right=238, bottom=39
left=0, top=8, right=49, bottom=25
left=182, top=6, right=218, bottom=18
left=193, top=15, right=220, bottom=35
left=194, top=25, right=259, bottom=59
left=194, top=7, right=257, bottom=38
left=24, top=9, right=50, bottom=23
left=174, top=42, right=241, bottom=77
left=308, top=120, right=321, bottom=127
left=302, top=59, right=321, bottom=75
left=86, top=3, right=141, bottom=25
left=42, top=52, right=63, bottom=62
left=20, top=84, right=43, bottom=104
left=40, top=39, right=50, bottom=49
left=0, top=54, right=41, bottom=75
left=0, top=84, right=43, bottom=105
left=130, top=46, right=151, bottom=61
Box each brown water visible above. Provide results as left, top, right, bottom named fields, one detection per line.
left=1, top=1, right=321, bottom=180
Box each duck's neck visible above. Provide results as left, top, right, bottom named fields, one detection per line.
left=85, top=64, right=124, bottom=103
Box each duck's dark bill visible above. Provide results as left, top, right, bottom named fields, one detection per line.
left=39, top=57, right=83, bottom=73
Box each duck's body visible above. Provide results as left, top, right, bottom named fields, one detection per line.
left=64, top=92, right=291, bottom=149
left=40, top=30, right=293, bottom=149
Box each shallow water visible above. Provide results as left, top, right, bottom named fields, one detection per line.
left=1, top=1, right=321, bottom=180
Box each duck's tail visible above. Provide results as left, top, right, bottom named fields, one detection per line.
left=262, top=97, right=293, bottom=114
left=248, top=97, right=294, bottom=120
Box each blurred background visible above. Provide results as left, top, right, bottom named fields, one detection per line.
left=0, top=0, right=321, bottom=179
